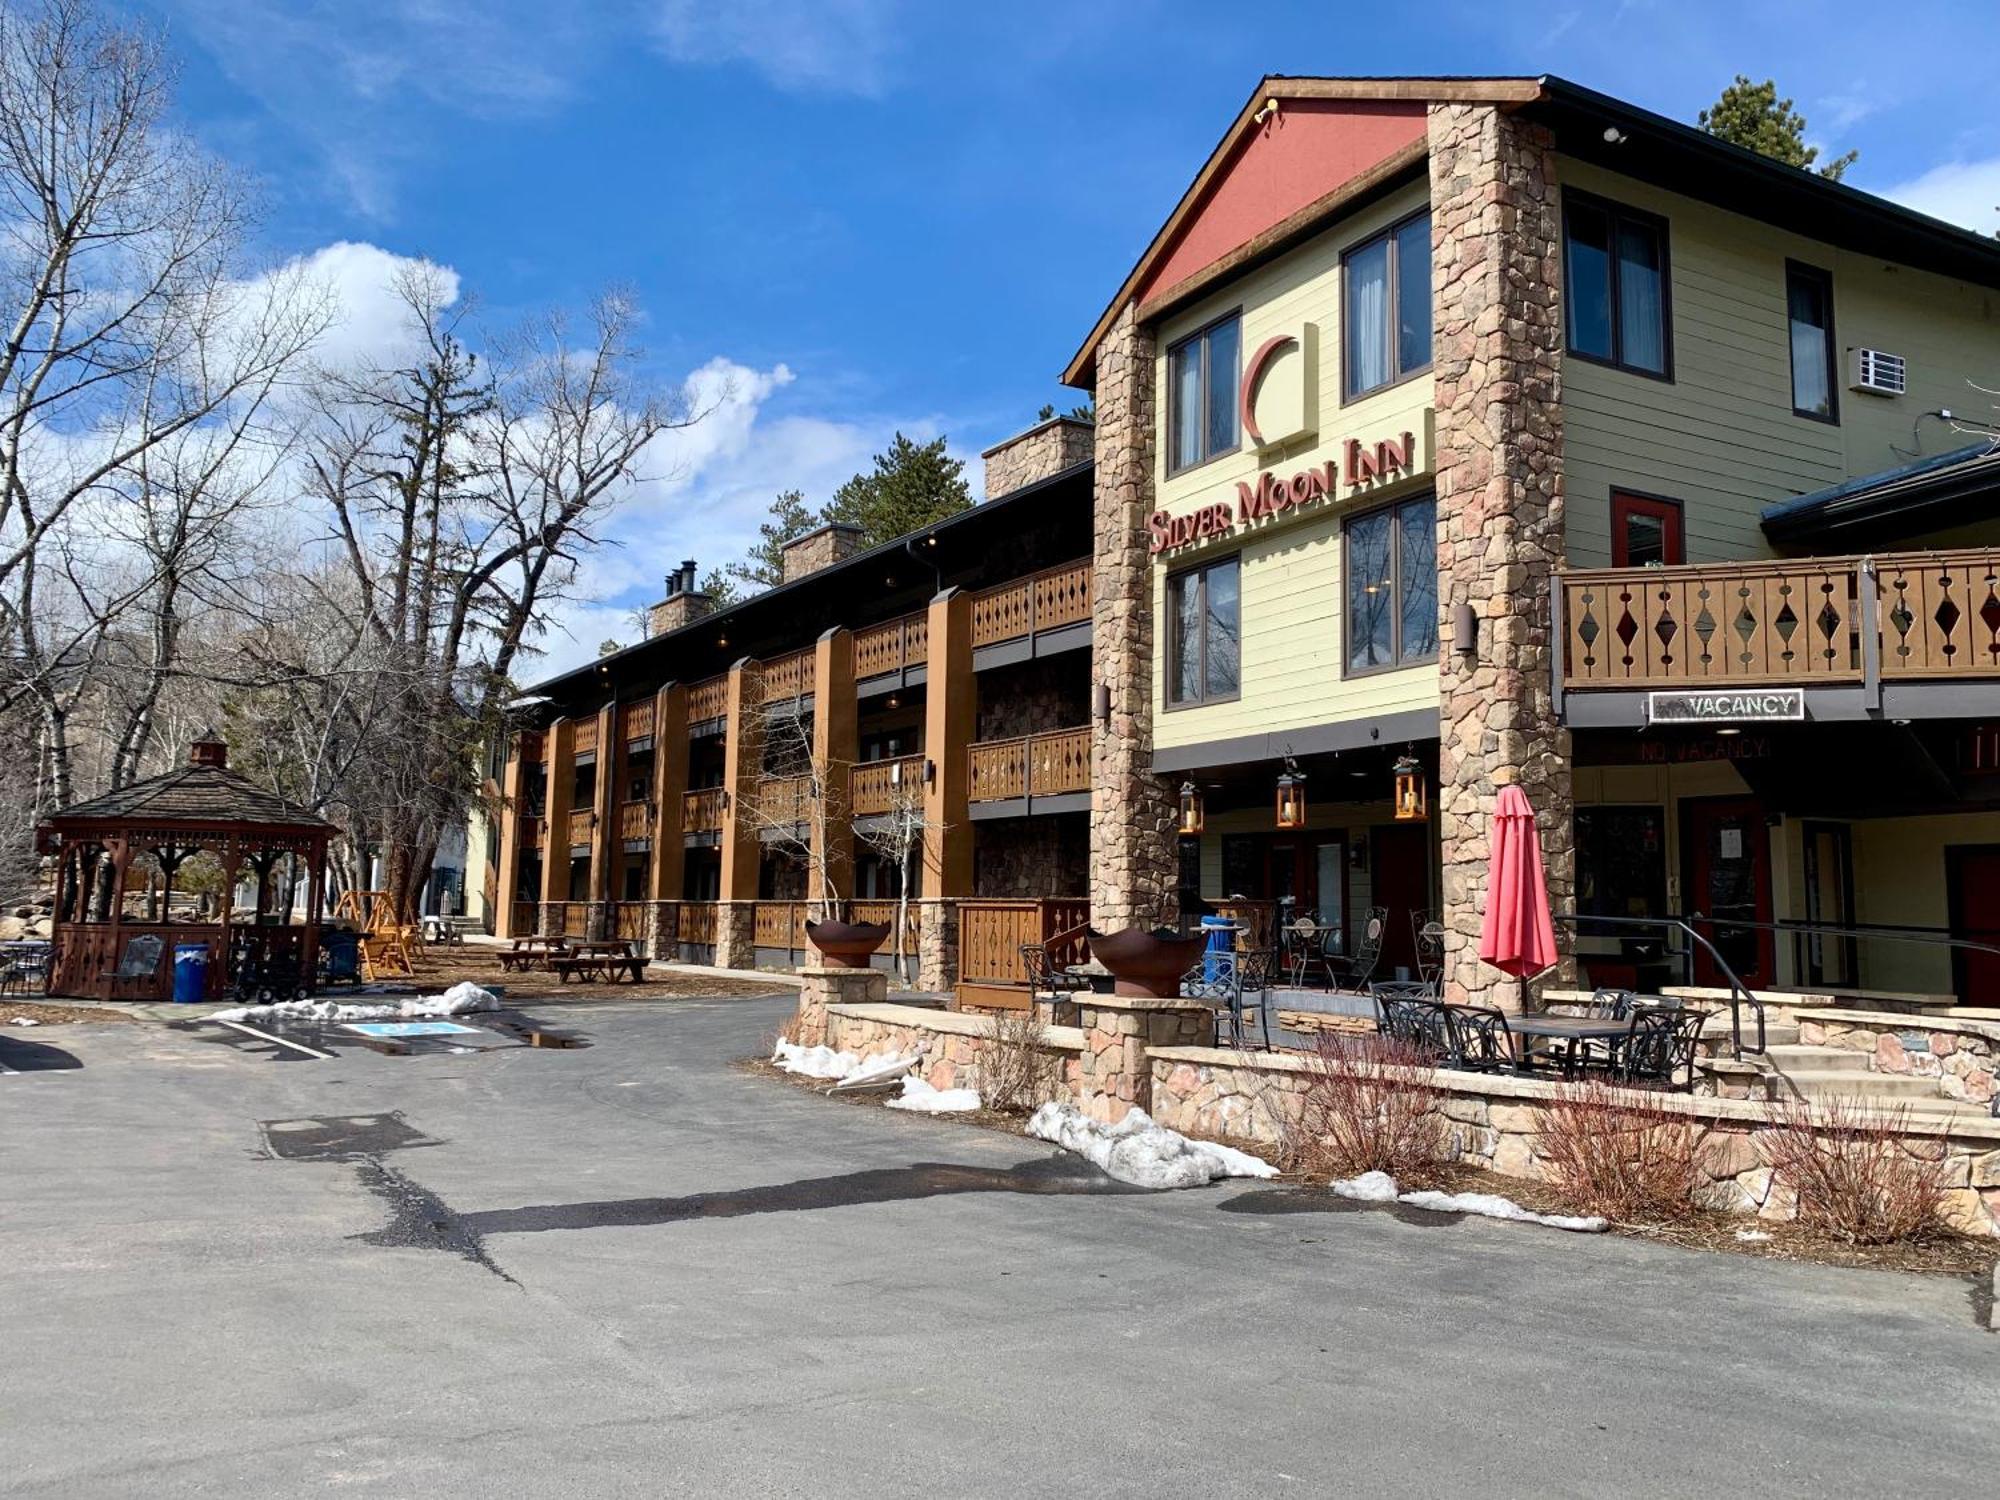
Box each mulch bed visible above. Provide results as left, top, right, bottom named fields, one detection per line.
left=408, top=951, right=794, bottom=1002
left=1, top=1000, right=135, bottom=1026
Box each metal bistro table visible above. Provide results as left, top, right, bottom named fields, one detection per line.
left=1508, top=1013, right=1632, bottom=1076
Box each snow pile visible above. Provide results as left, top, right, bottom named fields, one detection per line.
left=770, top=1040, right=921, bottom=1086
left=209, top=982, right=500, bottom=1025
left=885, top=1077, right=981, bottom=1114
left=1329, top=1173, right=1606, bottom=1233
left=8, top=1016, right=41, bottom=1027
left=1735, top=1229, right=1773, bottom=1244
left=1026, top=1102, right=1278, bottom=1189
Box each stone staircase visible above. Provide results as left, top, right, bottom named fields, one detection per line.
left=1756, top=1040, right=1996, bottom=1126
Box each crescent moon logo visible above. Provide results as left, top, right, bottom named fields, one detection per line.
left=1238, top=333, right=1297, bottom=449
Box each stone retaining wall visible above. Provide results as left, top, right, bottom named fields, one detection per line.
left=825, top=1001, right=1085, bottom=1104
left=1797, top=1010, right=2000, bottom=1107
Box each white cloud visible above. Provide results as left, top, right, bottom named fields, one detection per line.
left=251, top=241, right=462, bottom=373
left=1879, top=157, right=2000, bottom=236
left=651, top=0, right=902, bottom=96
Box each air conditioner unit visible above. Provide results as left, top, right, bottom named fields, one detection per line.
left=1850, top=347, right=1906, bottom=397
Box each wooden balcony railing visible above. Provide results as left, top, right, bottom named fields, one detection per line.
left=687, top=674, right=728, bottom=723
left=621, top=699, right=655, bottom=740
left=560, top=902, right=591, bottom=938
left=851, top=755, right=924, bottom=815
left=567, top=809, right=595, bottom=847
left=957, top=897, right=1090, bottom=986
left=573, top=718, right=600, bottom=755
left=760, top=648, right=815, bottom=703
left=1559, top=548, right=2000, bottom=690
left=970, top=559, right=1092, bottom=649
left=617, top=801, right=652, bottom=840
left=848, top=899, right=922, bottom=955
left=753, top=900, right=808, bottom=951
left=683, top=786, right=724, bottom=832
left=609, top=901, right=651, bottom=943
left=967, top=726, right=1091, bottom=802
left=510, top=900, right=538, bottom=937
left=680, top=902, right=719, bottom=947
left=756, top=774, right=811, bottom=825
left=852, top=611, right=930, bottom=678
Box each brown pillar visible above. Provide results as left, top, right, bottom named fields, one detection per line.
left=302, top=839, right=323, bottom=991
left=217, top=838, right=240, bottom=1000
left=651, top=683, right=689, bottom=902
left=494, top=731, right=530, bottom=939
left=811, top=627, right=856, bottom=912
left=539, top=718, right=576, bottom=931
left=1090, top=299, right=1177, bottom=932
left=718, top=660, right=763, bottom=902
left=1429, top=102, right=1573, bottom=1009
left=588, top=701, right=617, bottom=935
left=923, top=588, right=974, bottom=898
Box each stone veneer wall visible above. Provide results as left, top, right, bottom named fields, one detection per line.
left=781, top=522, right=866, bottom=583
left=975, top=657, right=1091, bottom=741
left=971, top=814, right=1089, bottom=899
left=981, top=415, right=1095, bottom=499
left=647, top=590, right=714, bottom=636
left=1089, top=301, right=1178, bottom=932
left=1796, top=1011, right=2000, bottom=1106
left=1427, top=102, right=1574, bottom=1008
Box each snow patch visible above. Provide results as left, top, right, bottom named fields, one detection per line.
left=1026, top=1102, right=1278, bottom=1190
left=885, top=1077, right=981, bottom=1114
left=1735, top=1229, right=1773, bottom=1244
left=208, top=982, right=500, bottom=1025
left=770, top=1040, right=922, bottom=1086
left=1329, top=1173, right=1607, bottom=1232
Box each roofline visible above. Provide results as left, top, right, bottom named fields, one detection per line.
left=1059, top=75, right=1541, bottom=389
left=1760, top=440, right=2000, bottom=543
left=978, top=412, right=1094, bottom=459
left=522, top=457, right=1095, bottom=700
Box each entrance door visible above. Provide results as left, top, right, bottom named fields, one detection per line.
left=1682, top=797, right=1774, bottom=988
left=1948, top=846, right=2000, bottom=1007
left=1371, top=823, right=1431, bottom=980
left=1801, top=822, right=1856, bottom=988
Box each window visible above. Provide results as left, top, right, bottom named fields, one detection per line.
left=1610, top=491, right=1684, bottom=567
left=1564, top=193, right=1671, bottom=378
left=1575, top=806, right=1667, bottom=920
left=1166, top=313, right=1240, bottom=473
left=1786, top=261, right=1837, bottom=422
left=1344, top=493, right=1438, bottom=674
left=1343, top=210, right=1432, bottom=400
left=1166, top=555, right=1241, bottom=706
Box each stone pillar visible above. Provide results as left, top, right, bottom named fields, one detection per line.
left=650, top=683, right=688, bottom=903
left=922, top=589, right=974, bottom=899
left=718, top=660, right=763, bottom=903
left=1089, top=300, right=1177, bottom=934
left=916, top=898, right=959, bottom=994
left=1428, top=102, right=1574, bottom=1009
left=714, top=899, right=757, bottom=971
left=1073, top=996, right=1213, bottom=1123
left=812, top=627, right=857, bottom=907
left=793, top=964, right=889, bottom=1048
left=588, top=702, right=617, bottom=937
left=493, top=731, right=529, bottom=939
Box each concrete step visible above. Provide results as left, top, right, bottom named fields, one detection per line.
left=1774, top=1070, right=1957, bottom=1103
left=1763, top=1044, right=1871, bottom=1074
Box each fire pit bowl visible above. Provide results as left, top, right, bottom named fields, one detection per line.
left=1085, top=926, right=1206, bottom=999
left=805, top=918, right=890, bottom=969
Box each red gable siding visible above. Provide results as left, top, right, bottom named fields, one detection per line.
left=1135, top=99, right=1428, bottom=306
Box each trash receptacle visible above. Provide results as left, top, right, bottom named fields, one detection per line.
left=1200, top=915, right=1235, bottom=985
left=172, top=941, right=210, bottom=1004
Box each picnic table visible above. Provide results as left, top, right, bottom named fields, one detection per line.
left=499, top=937, right=567, bottom=973
left=552, top=939, right=646, bottom=985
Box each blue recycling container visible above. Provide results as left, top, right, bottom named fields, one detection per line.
left=1201, top=915, right=1235, bottom=985
left=172, top=942, right=210, bottom=1004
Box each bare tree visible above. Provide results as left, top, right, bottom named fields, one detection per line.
left=736, top=702, right=841, bottom=915
left=852, top=769, right=944, bottom=985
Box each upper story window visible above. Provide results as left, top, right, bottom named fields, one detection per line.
left=1344, top=493, right=1437, bottom=675
left=1166, top=313, right=1240, bottom=473
left=1610, top=491, right=1685, bottom=567
left=1786, top=261, right=1838, bottom=422
left=1343, top=209, right=1432, bottom=400
left=1564, top=193, right=1671, bottom=379
left=1167, top=554, right=1241, bottom=706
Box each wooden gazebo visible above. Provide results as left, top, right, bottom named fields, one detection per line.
left=35, top=736, right=337, bottom=1002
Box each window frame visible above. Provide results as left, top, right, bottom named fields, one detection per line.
left=1340, top=490, right=1439, bottom=680
left=1164, top=309, right=1243, bottom=478
left=1609, top=489, right=1686, bottom=567
left=1339, top=207, right=1435, bottom=405
left=1164, top=552, right=1243, bottom=710
left=1561, top=189, right=1675, bottom=383
left=1784, top=259, right=1840, bottom=425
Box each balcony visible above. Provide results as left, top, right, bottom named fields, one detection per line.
left=1556, top=548, right=2000, bottom=725
left=969, top=559, right=1092, bottom=661
left=573, top=719, right=600, bottom=756
left=687, top=674, right=729, bottom=724
left=852, top=611, right=929, bottom=681
left=755, top=774, right=811, bottom=830
left=567, top=809, right=595, bottom=848
left=683, top=786, right=724, bottom=835
left=967, top=726, right=1091, bottom=815
left=851, top=755, right=925, bottom=816
left=617, top=801, right=652, bottom=841
left=620, top=699, right=655, bottom=740
left=760, top=648, right=816, bottom=704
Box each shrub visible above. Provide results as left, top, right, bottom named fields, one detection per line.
left=981, top=1007, right=1061, bottom=1114
left=1762, top=1096, right=1953, bottom=1245
left=1287, top=1033, right=1451, bottom=1187
left=1534, top=1080, right=1703, bottom=1223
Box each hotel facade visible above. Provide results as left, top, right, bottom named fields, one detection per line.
left=486, top=75, right=2000, bottom=1010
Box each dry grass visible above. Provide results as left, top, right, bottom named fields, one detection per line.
left=1286, top=1033, right=1453, bottom=1188
left=1, top=1000, right=133, bottom=1025
left=409, top=948, right=794, bottom=1001
left=1761, top=1096, right=1955, bottom=1246
left=1534, top=1080, right=1704, bottom=1223
left=980, top=1008, right=1061, bottom=1115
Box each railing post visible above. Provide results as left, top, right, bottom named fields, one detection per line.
left=1859, top=556, right=1882, bottom=713
left=1550, top=577, right=1565, bottom=719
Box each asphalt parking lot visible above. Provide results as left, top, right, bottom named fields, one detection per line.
left=2, top=995, right=1995, bottom=1498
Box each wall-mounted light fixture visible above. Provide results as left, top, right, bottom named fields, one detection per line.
left=1177, top=780, right=1205, bottom=836
left=1392, top=751, right=1427, bottom=822
left=1275, top=754, right=1306, bottom=830
left=1092, top=682, right=1111, bottom=722
left=1453, top=601, right=1478, bottom=659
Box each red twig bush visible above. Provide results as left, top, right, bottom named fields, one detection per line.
left=1534, top=1079, right=1703, bottom=1223
left=1288, top=1033, right=1451, bottom=1187
left=1762, top=1096, right=1953, bottom=1245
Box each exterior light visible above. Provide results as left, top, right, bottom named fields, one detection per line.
left=1392, top=753, right=1426, bottom=821
left=1177, top=780, right=1204, bottom=836
left=888, top=760, right=903, bottom=788
left=1275, top=766, right=1306, bottom=830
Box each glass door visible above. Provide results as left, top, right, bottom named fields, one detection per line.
left=1314, top=840, right=1346, bottom=948
left=1801, top=822, right=1856, bottom=987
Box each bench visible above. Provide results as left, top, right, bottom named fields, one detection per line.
left=552, top=955, right=648, bottom=984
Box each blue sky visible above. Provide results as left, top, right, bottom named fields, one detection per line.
left=140, top=0, right=2000, bottom=676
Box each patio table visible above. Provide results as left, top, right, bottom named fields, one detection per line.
left=1508, top=1013, right=1631, bottom=1075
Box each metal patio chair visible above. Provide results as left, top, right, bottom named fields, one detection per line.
left=1440, top=1002, right=1523, bottom=1074
left=1605, top=1007, right=1711, bottom=1092
left=1020, top=942, right=1088, bottom=1022
left=1412, top=911, right=1446, bottom=989
left=1281, top=917, right=1336, bottom=990
left=1325, top=906, right=1387, bottom=992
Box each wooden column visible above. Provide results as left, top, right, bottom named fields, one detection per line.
left=588, top=701, right=618, bottom=934
left=303, top=839, right=324, bottom=989
left=216, top=837, right=240, bottom=1000
left=651, top=682, right=689, bottom=902
left=494, top=731, right=530, bottom=939
left=539, top=718, right=576, bottom=925
left=812, top=626, right=856, bottom=910
left=719, top=659, right=763, bottom=901
left=924, top=588, right=975, bottom=898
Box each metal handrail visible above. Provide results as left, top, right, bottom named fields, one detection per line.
left=1555, top=912, right=1766, bottom=1060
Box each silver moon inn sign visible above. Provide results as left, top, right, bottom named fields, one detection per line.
left=1645, top=689, right=1805, bottom=725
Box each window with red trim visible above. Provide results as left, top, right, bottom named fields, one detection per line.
left=1611, top=491, right=1684, bottom=567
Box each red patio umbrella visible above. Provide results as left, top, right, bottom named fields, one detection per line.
left=1478, top=784, right=1558, bottom=1008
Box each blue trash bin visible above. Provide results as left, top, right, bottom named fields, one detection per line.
left=172, top=942, right=210, bottom=1004
left=1201, top=915, right=1235, bottom=985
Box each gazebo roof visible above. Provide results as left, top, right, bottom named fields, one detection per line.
left=44, top=738, right=335, bottom=833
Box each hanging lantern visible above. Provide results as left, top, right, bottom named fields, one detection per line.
left=1177, top=780, right=1204, bottom=837
left=1274, top=767, right=1307, bottom=830
left=1392, top=753, right=1427, bottom=821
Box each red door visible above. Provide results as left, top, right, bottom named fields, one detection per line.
left=1371, top=824, right=1431, bottom=980
left=1683, top=798, right=1774, bottom=988
left=1949, top=847, right=2000, bottom=1007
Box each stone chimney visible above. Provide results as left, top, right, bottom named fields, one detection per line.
left=981, top=414, right=1094, bottom=499
left=780, top=522, right=866, bottom=584
left=647, top=559, right=715, bottom=636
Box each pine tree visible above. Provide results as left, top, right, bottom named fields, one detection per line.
left=1698, top=76, right=1857, bottom=181
left=698, top=566, right=740, bottom=607
left=727, top=488, right=816, bottom=590
left=818, top=432, right=971, bottom=546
